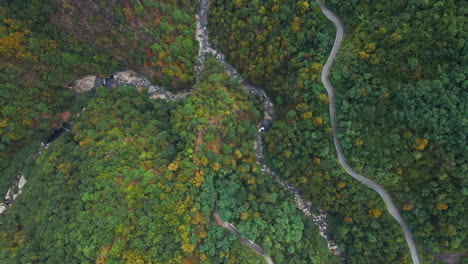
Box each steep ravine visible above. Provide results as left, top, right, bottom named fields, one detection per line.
left=0, top=125, right=69, bottom=215
left=197, top=0, right=345, bottom=262
left=2, top=1, right=347, bottom=263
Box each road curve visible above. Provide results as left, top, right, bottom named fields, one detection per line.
left=315, top=1, right=420, bottom=263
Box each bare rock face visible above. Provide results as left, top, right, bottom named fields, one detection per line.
left=1, top=172, right=28, bottom=215
left=114, top=71, right=151, bottom=88
left=71, top=75, right=98, bottom=93
left=114, top=71, right=191, bottom=102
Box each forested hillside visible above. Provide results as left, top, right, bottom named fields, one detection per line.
left=1, top=0, right=466, bottom=263
left=208, top=0, right=466, bottom=263
left=0, top=0, right=197, bottom=193
left=0, top=57, right=339, bottom=263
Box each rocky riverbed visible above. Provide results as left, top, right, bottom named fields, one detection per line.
left=2, top=1, right=345, bottom=263
left=0, top=172, right=27, bottom=215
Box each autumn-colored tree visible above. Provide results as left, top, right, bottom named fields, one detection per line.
left=318, top=94, right=329, bottom=104
left=354, top=139, right=364, bottom=147
left=412, top=138, right=429, bottom=150
left=369, top=208, right=382, bottom=218
left=402, top=204, right=413, bottom=211
left=435, top=203, right=448, bottom=211
left=301, top=111, right=313, bottom=120
left=313, top=117, right=323, bottom=127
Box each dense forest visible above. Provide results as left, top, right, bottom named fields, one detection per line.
left=208, top=0, right=466, bottom=263
left=325, top=0, right=467, bottom=257
left=1, top=0, right=466, bottom=263
left=0, top=57, right=339, bottom=263
left=0, top=0, right=197, bottom=193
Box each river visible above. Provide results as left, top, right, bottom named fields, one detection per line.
left=1, top=1, right=358, bottom=263
left=196, top=0, right=345, bottom=262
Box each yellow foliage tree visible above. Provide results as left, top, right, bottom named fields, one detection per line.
left=0, top=119, right=8, bottom=128
left=313, top=157, right=321, bottom=165
left=122, top=251, right=146, bottom=264
left=79, top=138, right=93, bottom=148
left=390, top=32, right=402, bottom=44
left=234, top=149, right=243, bottom=159
left=212, top=163, right=220, bottom=171
left=364, top=43, right=376, bottom=53
left=354, top=139, right=364, bottom=147
left=295, top=103, right=308, bottom=110
left=291, top=17, right=301, bottom=33
left=310, top=63, right=323, bottom=73
left=313, top=117, right=323, bottom=127
left=271, top=4, right=280, bottom=12
left=358, top=51, right=370, bottom=60
left=240, top=211, right=249, bottom=220
left=168, top=162, right=179, bottom=171
left=435, top=203, right=448, bottom=210
left=200, top=156, right=209, bottom=166
left=403, top=203, right=413, bottom=211
left=413, top=138, right=429, bottom=150
left=258, top=6, right=266, bottom=14
left=344, top=216, right=353, bottom=223
left=318, top=93, right=329, bottom=104
left=301, top=111, right=313, bottom=120
left=191, top=170, right=204, bottom=187
left=0, top=31, right=35, bottom=60
left=246, top=175, right=256, bottom=185
left=298, top=1, right=310, bottom=12
left=378, top=27, right=387, bottom=34
left=337, top=181, right=346, bottom=189
left=369, top=208, right=382, bottom=218
left=191, top=212, right=203, bottom=225
left=412, top=138, right=429, bottom=150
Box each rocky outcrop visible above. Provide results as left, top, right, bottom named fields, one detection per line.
left=113, top=70, right=192, bottom=101
left=0, top=172, right=27, bottom=215
left=70, top=75, right=100, bottom=93
left=68, top=70, right=191, bottom=102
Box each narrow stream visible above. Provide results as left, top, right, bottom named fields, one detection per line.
left=2, top=1, right=347, bottom=263
left=197, top=0, right=345, bottom=262
left=0, top=123, right=71, bottom=215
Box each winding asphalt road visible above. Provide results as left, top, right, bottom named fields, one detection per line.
left=3, top=1, right=418, bottom=263
left=315, top=1, right=420, bottom=263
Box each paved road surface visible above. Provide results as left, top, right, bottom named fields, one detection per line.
left=315, top=1, right=420, bottom=263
